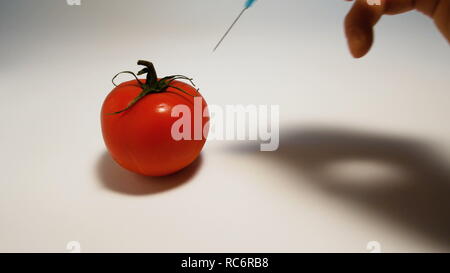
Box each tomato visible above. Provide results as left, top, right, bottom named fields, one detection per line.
left=101, top=61, right=209, bottom=176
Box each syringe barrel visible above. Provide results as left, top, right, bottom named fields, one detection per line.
left=245, top=0, right=257, bottom=9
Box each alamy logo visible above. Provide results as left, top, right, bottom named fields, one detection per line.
left=170, top=98, right=280, bottom=152
left=367, top=0, right=381, bottom=5
left=66, top=0, right=81, bottom=6
left=66, top=241, right=82, bottom=253
left=367, top=241, right=382, bottom=253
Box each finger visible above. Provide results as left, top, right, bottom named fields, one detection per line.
left=384, top=0, right=416, bottom=15
left=344, top=0, right=386, bottom=58
left=415, top=0, right=440, bottom=17
left=432, top=0, right=450, bottom=43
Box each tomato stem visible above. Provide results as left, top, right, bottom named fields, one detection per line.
left=137, top=60, right=157, bottom=88
left=108, top=60, right=199, bottom=115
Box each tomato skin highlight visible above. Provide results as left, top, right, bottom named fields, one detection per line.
left=101, top=79, right=209, bottom=176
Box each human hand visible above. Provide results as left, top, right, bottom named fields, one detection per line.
left=344, top=0, right=450, bottom=58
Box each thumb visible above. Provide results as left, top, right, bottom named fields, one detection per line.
left=344, top=0, right=387, bottom=58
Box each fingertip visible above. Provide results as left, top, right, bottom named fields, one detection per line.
left=344, top=0, right=384, bottom=58
left=346, top=26, right=373, bottom=58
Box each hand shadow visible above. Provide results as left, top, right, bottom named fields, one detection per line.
left=96, top=152, right=203, bottom=195
left=231, top=126, right=450, bottom=249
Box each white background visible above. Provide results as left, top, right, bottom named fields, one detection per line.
left=0, top=0, right=449, bottom=252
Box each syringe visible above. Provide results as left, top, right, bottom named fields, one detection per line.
left=213, top=0, right=257, bottom=52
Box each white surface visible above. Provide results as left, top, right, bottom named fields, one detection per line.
left=0, top=0, right=449, bottom=252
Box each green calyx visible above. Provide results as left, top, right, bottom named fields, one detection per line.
left=109, top=60, right=199, bottom=115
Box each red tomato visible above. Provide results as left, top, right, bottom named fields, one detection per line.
left=101, top=61, right=208, bottom=176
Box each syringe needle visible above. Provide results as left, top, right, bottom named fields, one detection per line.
left=213, top=8, right=247, bottom=52
left=212, top=0, right=257, bottom=52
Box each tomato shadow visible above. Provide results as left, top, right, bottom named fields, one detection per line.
left=96, top=151, right=203, bottom=195
left=228, top=126, right=450, bottom=250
